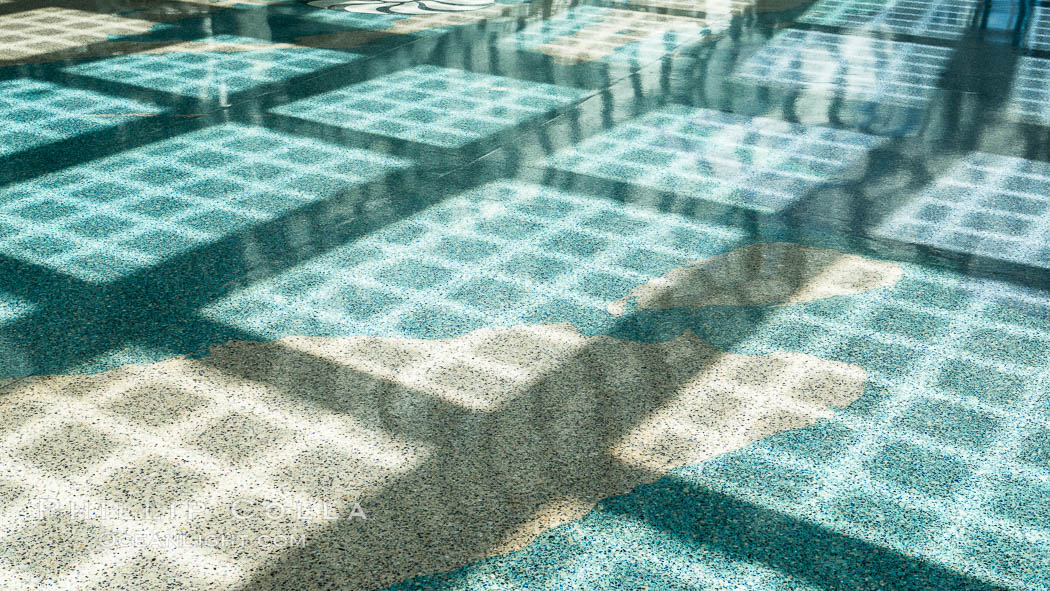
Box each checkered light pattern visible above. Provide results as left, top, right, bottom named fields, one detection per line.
left=0, top=352, right=427, bottom=589
left=0, top=0, right=1046, bottom=585
left=1026, top=5, right=1050, bottom=50
left=63, top=36, right=366, bottom=100
left=0, top=124, right=410, bottom=282
left=271, top=65, right=588, bottom=148
left=542, top=105, right=883, bottom=213
left=1006, top=56, right=1050, bottom=127
left=504, top=7, right=718, bottom=65
left=874, top=153, right=1050, bottom=269
left=733, top=29, right=954, bottom=108
left=685, top=263, right=1050, bottom=590
left=798, top=0, right=981, bottom=40
left=377, top=260, right=1050, bottom=590
left=197, top=179, right=1050, bottom=591
left=202, top=180, right=751, bottom=337
left=610, top=0, right=810, bottom=15
left=0, top=79, right=161, bottom=158
left=0, top=7, right=156, bottom=64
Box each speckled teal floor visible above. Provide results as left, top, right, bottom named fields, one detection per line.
left=1, top=0, right=1049, bottom=589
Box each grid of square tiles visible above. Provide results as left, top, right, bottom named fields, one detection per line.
left=63, top=36, right=365, bottom=100
left=1026, top=5, right=1050, bottom=50
left=1006, top=56, right=1050, bottom=127
left=0, top=79, right=161, bottom=158
left=611, top=0, right=812, bottom=13
left=271, top=65, right=588, bottom=148
left=202, top=180, right=750, bottom=338
left=298, top=234, right=1050, bottom=591
left=541, top=104, right=883, bottom=213
left=798, top=0, right=980, bottom=40
left=0, top=7, right=156, bottom=64
left=686, top=268, right=1050, bottom=589
left=0, top=123, right=410, bottom=282
left=503, top=6, right=716, bottom=65
left=0, top=0, right=1043, bottom=587
left=732, top=29, right=954, bottom=107
left=0, top=351, right=426, bottom=589
left=873, top=152, right=1050, bottom=269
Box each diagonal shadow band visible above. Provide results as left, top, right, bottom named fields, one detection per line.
left=595, top=474, right=1007, bottom=591
left=207, top=240, right=883, bottom=590
left=0, top=235, right=879, bottom=587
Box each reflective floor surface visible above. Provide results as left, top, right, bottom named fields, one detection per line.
left=0, top=0, right=1049, bottom=589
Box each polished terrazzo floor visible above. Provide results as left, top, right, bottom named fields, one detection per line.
left=0, top=0, right=1048, bottom=589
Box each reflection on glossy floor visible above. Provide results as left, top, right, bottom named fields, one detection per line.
left=0, top=0, right=1048, bottom=589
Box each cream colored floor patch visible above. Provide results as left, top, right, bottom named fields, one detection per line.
left=0, top=7, right=158, bottom=64
left=609, top=242, right=903, bottom=315
left=0, top=1, right=289, bottom=66
left=0, top=321, right=864, bottom=590
left=0, top=39, right=305, bottom=66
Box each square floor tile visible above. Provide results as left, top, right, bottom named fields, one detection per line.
left=270, top=65, right=587, bottom=148
left=503, top=6, right=716, bottom=65
left=732, top=29, right=954, bottom=108
left=64, top=36, right=364, bottom=100
left=1005, top=56, right=1050, bottom=127
left=1025, top=5, right=1050, bottom=50
left=799, top=0, right=980, bottom=40
left=542, top=105, right=883, bottom=213
left=0, top=123, right=410, bottom=282
left=873, top=153, right=1050, bottom=270
left=0, top=79, right=160, bottom=158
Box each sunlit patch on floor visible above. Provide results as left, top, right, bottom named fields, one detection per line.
left=0, top=2, right=285, bottom=66
left=0, top=124, right=410, bottom=282
left=0, top=79, right=162, bottom=158
left=610, top=336, right=865, bottom=472
left=0, top=7, right=157, bottom=65
left=379, top=250, right=1050, bottom=591
left=873, top=152, right=1050, bottom=270
left=271, top=65, right=587, bottom=148
left=1025, top=5, right=1050, bottom=50
left=1005, top=56, right=1050, bottom=127
left=504, top=7, right=717, bottom=65
left=199, top=179, right=752, bottom=340
left=0, top=309, right=867, bottom=589
left=611, top=0, right=811, bottom=15
left=63, top=36, right=365, bottom=100
left=0, top=346, right=428, bottom=589
left=608, top=242, right=903, bottom=316
left=542, top=105, right=884, bottom=213
left=732, top=29, right=954, bottom=108
left=798, top=0, right=981, bottom=40
left=1, top=0, right=1048, bottom=588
